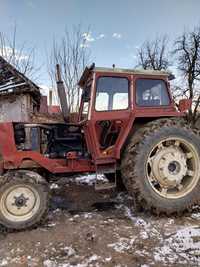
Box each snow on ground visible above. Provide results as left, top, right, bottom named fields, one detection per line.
left=51, top=174, right=108, bottom=188
left=153, top=226, right=200, bottom=265
left=43, top=254, right=101, bottom=267
left=114, top=193, right=200, bottom=265
left=74, top=174, right=108, bottom=186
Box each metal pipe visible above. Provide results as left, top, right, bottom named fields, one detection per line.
left=49, top=90, right=53, bottom=106
left=56, top=64, right=69, bottom=122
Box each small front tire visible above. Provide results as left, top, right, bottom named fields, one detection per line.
left=0, top=170, right=49, bottom=231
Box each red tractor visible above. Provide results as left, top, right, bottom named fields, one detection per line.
left=0, top=64, right=199, bottom=231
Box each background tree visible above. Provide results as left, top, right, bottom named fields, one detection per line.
left=136, top=36, right=169, bottom=70
left=135, top=35, right=182, bottom=105
left=49, top=25, right=91, bottom=113
left=174, top=27, right=200, bottom=123
left=0, top=25, right=38, bottom=80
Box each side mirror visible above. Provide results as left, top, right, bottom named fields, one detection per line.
left=178, top=99, right=192, bottom=112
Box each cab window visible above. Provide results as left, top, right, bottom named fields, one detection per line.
left=81, top=85, right=91, bottom=118
left=136, top=79, right=170, bottom=106
left=95, top=77, right=129, bottom=111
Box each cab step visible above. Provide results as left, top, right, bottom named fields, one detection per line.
left=94, top=160, right=117, bottom=191
left=95, top=180, right=116, bottom=191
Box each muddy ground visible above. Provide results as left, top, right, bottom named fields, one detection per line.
left=0, top=174, right=200, bottom=267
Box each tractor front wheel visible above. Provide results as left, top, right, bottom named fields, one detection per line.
left=0, top=170, right=49, bottom=231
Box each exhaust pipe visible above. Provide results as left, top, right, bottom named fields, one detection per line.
left=56, top=64, right=69, bottom=122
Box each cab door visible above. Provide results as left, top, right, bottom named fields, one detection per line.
left=84, top=72, right=134, bottom=161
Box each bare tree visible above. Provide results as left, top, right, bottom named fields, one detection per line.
left=49, top=25, right=91, bottom=113
left=174, top=27, right=200, bottom=123
left=136, top=36, right=169, bottom=70
left=0, top=25, right=38, bottom=79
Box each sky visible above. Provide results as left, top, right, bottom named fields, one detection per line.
left=0, top=0, right=200, bottom=89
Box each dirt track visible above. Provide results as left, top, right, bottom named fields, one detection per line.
left=0, top=175, right=200, bottom=267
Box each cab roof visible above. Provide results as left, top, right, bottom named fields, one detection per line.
left=78, top=64, right=174, bottom=88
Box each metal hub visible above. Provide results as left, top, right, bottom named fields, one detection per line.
left=151, top=146, right=187, bottom=188
left=146, top=138, right=200, bottom=199
left=13, top=193, right=29, bottom=209
left=168, top=161, right=179, bottom=173
left=0, top=184, right=40, bottom=223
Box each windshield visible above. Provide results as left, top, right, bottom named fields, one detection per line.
left=95, top=76, right=129, bottom=111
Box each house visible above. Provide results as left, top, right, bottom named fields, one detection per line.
left=0, top=56, right=41, bottom=122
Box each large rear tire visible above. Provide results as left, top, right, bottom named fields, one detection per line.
left=0, top=170, right=49, bottom=231
left=121, top=118, right=200, bottom=215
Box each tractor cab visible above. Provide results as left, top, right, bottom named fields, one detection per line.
left=77, top=64, right=183, bottom=163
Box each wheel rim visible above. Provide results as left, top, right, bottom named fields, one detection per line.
left=146, top=137, right=200, bottom=199
left=0, top=184, right=40, bottom=223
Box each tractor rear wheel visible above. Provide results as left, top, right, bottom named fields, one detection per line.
left=121, top=118, right=200, bottom=215
left=0, top=170, right=49, bottom=231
